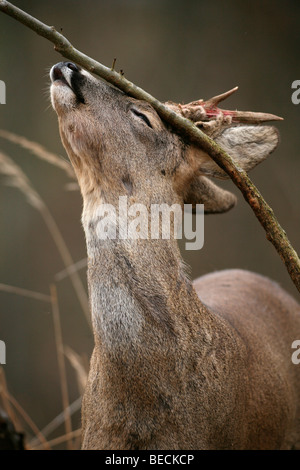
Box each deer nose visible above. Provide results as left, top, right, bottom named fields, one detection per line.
left=50, top=62, right=81, bottom=82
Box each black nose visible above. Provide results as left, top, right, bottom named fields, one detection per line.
left=50, top=62, right=81, bottom=82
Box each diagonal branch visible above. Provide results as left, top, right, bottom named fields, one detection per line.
left=0, top=0, right=299, bottom=293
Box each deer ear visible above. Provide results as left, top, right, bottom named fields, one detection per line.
left=187, top=125, right=279, bottom=179
left=183, top=175, right=237, bottom=214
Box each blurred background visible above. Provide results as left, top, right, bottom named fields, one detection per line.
left=0, top=0, right=299, bottom=449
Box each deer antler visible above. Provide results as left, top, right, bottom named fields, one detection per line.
left=166, top=87, right=283, bottom=129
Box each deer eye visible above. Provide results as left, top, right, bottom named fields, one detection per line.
left=131, top=109, right=153, bottom=129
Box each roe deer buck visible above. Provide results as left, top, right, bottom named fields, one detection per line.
left=50, top=61, right=300, bottom=450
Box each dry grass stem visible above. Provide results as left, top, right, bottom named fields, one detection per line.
left=0, top=150, right=44, bottom=210
left=64, top=182, right=79, bottom=191
left=0, top=367, right=20, bottom=429
left=0, top=379, right=51, bottom=450
left=55, top=258, right=87, bottom=282
left=0, top=151, right=90, bottom=324
left=29, top=397, right=81, bottom=447
left=50, top=284, right=73, bottom=450
left=0, top=129, right=75, bottom=178
left=0, top=283, right=51, bottom=302
left=64, top=346, right=88, bottom=395
left=32, top=428, right=81, bottom=450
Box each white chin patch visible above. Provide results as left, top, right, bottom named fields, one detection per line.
left=50, top=81, right=76, bottom=112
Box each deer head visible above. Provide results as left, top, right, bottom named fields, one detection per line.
left=50, top=62, right=280, bottom=219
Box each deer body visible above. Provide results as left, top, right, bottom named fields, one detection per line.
left=50, top=62, right=300, bottom=449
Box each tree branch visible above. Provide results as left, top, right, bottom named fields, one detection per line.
left=1, top=0, right=299, bottom=293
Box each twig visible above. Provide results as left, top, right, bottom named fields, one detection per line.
left=111, top=57, right=116, bottom=71
left=0, top=1, right=299, bottom=292
left=50, top=285, right=73, bottom=450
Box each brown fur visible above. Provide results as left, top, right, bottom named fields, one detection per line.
left=50, top=62, right=300, bottom=449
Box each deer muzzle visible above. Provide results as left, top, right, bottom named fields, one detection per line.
left=50, top=61, right=86, bottom=109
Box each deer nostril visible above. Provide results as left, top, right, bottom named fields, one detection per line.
left=66, top=62, right=80, bottom=72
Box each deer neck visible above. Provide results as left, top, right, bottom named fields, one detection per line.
left=81, top=187, right=210, bottom=357
left=86, top=236, right=202, bottom=352
left=81, top=188, right=219, bottom=448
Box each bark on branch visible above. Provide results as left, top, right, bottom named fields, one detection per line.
left=1, top=0, right=299, bottom=293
